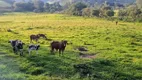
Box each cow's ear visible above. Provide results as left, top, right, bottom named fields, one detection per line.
left=64, top=40, right=68, bottom=43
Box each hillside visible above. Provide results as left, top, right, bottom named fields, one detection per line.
left=7, top=0, right=136, bottom=5
left=0, top=1, right=11, bottom=7
left=49, top=0, right=135, bottom=5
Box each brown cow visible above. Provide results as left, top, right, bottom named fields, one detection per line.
left=30, top=34, right=47, bottom=43
left=37, top=34, right=47, bottom=40
left=116, top=21, right=118, bottom=25
left=30, top=34, right=40, bottom=43
left=50, top=40, right=68, bottom=56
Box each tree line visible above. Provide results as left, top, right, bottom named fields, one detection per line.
left=1, top=0, right=142, bottom=22
left=65, top=0, right=142, bottom=22
left=12, top=0, right=62, bottom=13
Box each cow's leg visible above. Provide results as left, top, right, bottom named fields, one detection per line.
left=59, top=49, right=61, bottom=56
left=36, top=50, right=38, bottom=54
left=20, top=49, right=23, bottom=56
left=29, top=49, right=31, bottom=55
left=13, top=47, right=15, bottom=52
left=13, top=47, right=18, bottom=55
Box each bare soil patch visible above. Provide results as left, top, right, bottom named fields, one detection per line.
left=79, top=52, right=96, bottom=59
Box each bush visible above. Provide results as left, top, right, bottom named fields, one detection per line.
left=67, top=2, right=87, bottom=16
left=33, top=0, right=44, bottom=12
left=44, top=2, right=62, bottom=13
left=106, top=10, right=114, bottom=17
left=92, top=9, right=100, bottom=17
left=118, top=5, right=142, bottom=22
left=82, top=8, right=92, bottom=17
left=118, top=9, right=127, bottom=17
left=13, top=2, right=34, bottom=12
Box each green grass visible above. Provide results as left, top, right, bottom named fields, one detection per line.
left=0, top=13, right=142, bottom=80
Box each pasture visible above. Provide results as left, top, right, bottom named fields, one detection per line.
left=0, top=13, right=142, bottom=80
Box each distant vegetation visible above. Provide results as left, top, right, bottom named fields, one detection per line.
left=0, top=0, right=141, bottom=22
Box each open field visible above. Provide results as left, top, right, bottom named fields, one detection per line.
left=0, top=13, right=142, bottom=80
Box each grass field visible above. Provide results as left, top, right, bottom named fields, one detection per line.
left=0, top=13, right=142, bottom=80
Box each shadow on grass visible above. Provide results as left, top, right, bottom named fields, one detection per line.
left=22, top=51, right=79, bottom=78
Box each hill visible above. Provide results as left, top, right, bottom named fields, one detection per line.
left=50, top=0, right=136, bottom=5
left=0, top=1, right=11, bottom=7
left=6, top=0, right=136, bottom=5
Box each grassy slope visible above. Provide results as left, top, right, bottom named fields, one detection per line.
left=0, top=1, right=11, bottom=7
left=0, top=13, right=142, bottom=80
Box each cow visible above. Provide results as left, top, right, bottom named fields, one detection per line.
left=8, top=40, right=25, bottom=56
left=30, top=34, right=47, bottom=43
left=28, top=44, right=40, bottom=55
left=37, top=34, right=47, bottom=40
left=50, top=40, right=68, bottom=56
left=116, top=21, right=118, bottom=25
left=30, top=34, right=40, bottom=43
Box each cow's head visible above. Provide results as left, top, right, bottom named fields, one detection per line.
left=62, top=40, right=68, bottom=47
left=36, top=44, right=40, bottom=50
left=16, top=41, right=25, bottom=49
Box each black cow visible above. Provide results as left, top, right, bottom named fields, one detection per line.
left=9, top=40, right=25, bottom=56
left=28, top=44, right=40, bottom=55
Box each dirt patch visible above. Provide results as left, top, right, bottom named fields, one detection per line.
left=75, top=46, right=88, bottom=51
left=79, top=53, right=96, bottom=59
left=47, top=38, right=53, bottom=41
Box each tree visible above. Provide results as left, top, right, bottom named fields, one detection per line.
left=136, top=0, right=142, bottom=9
left=92, top=9, right=100, bottom=17
left=13, top=2, right=34, bottom=12
left=44, top=3, right=50, bottom=12
left=127, top=5, right=141, bottom=19
left=106, top=10, right=114, bottom=17
left=101, top=6, right=112, bottom=11
left=33, top=0, right=44, bottom=12
left=67, top=2, right=87, bottom=16
left=44, top=2, right=62, bottom=13
left=99, top=6, right=112, bottom=17
left=74, top=2, right=87, bottom=11
left=118, top=9, right=127, bottom=17
left=82, top=8, right=92, bottom=17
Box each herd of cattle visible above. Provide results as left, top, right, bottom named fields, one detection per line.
left=8, top=34, right=68, bottom=56
left=8, top=21, right=119, bottom=56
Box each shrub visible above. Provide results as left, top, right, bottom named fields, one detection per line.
left=82, top=8, right=92, bottom=17
left=92, top=9, right=100, bottom=17
left=67, top=2, right=87, bottom=16
left=106, top=10, right=114, bottom=17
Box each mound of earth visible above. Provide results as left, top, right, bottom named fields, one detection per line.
left=75, top=46, right=88, bottom=51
